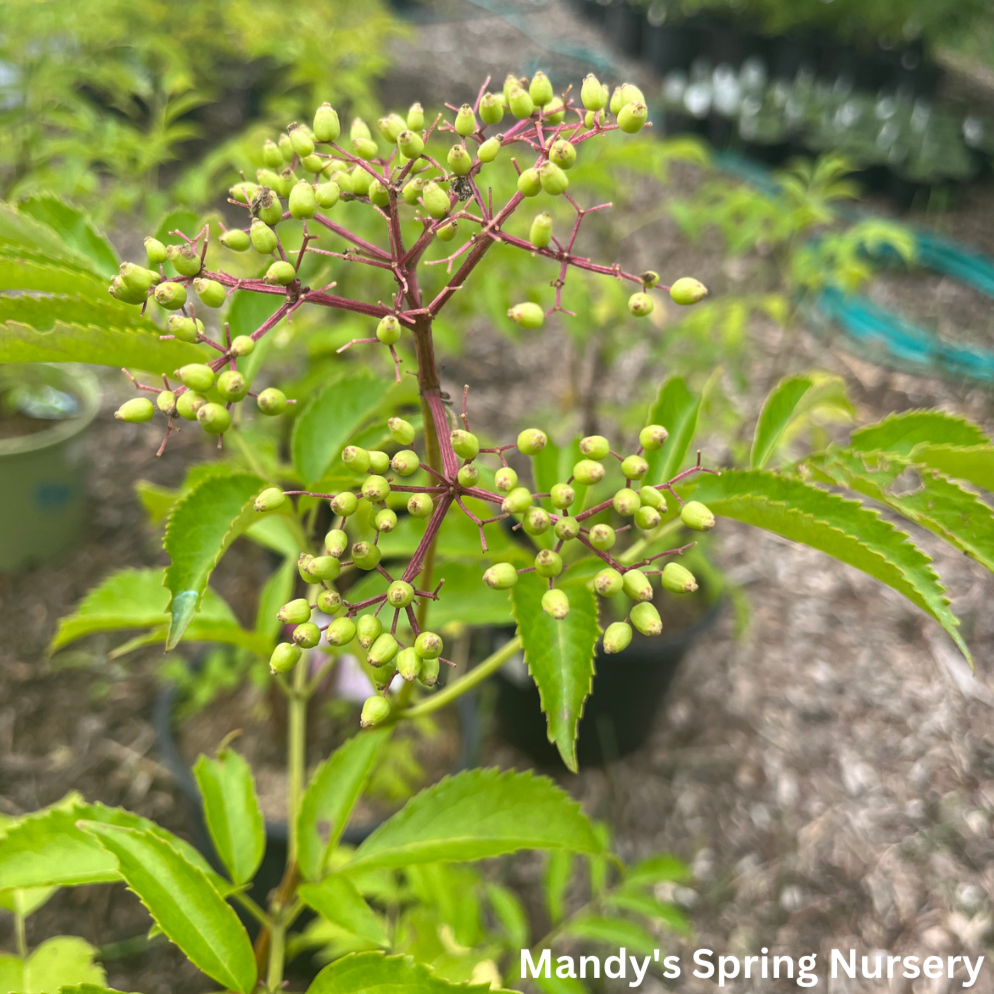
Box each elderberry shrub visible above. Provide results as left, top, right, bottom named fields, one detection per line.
left=108, top=70, right=713, bottom=726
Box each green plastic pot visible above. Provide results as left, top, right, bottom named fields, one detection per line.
left=0, top=365, right=101, bottom=571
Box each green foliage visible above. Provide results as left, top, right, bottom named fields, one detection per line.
left=644, top=376, right=701, bottom=484
left=298, top=878, right=390, bottom=949
left=0, top=937, right=106, bottom=994
left=309, top=952, right=508, bottom=994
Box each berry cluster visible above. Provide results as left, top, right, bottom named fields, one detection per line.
left=106, top=70, right=714, bottom=723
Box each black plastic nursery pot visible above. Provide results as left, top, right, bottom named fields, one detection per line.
left=154, top=675, right=481, bottom=931
left=493, top=595, right=724, bottom=769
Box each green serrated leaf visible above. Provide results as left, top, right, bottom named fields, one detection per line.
left=0, top=884, right=58, bottom=917
left=348, top=768, right=602, bottom=871
left=17, top=195, right=119, bottom=278
left=563, top=915, right=657, bottom=957
left=290, top=373, right=384, bottom=484
left=297, top=727, right=393, bottom=880
left=0, top=258, right=111, bottom=298
left=78, top=824, right=256, bottom=994
left=308, top=952, right=513, bottom=994
left=0, top=204, right=100, bottom=273
left=163, top=473, right=262, bottom=649
left=20, top=937, right=106, bottom=994
left=298, top=877, right=389, bottom=948
left=908, top=444, right=994, bottom=493
left=687, top=469, right=969, bottom=661
left=510, top=572, right=599, bottom=773
left=644, top=376, right=700, bottom=485
left=751, top=375, right=824, bottom=469
left=850, top=409, right=990, bottom=457
left=193, top=749, right=265, bottom=887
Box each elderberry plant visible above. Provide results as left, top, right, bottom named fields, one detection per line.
left=107, top=71, right=715, bottom=730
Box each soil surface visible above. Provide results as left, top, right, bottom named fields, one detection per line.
left=3, top=3, right=994, bottom=993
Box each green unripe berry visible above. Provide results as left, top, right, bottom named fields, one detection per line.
left=550, top=483, right=575, bottom=509
left=369, top=448, right=389, bottom=474
left=220, top=229, right=250, bottom=251
left=350, top=117, right=372, bottom=142
left=157, top=391, right=177, bottom=416
left=631, top=601, right=662, bottom=636
left=287, top=123, right=314, bottom=158
left=176, top=391, right=206, bottom=421
left=367, top=633, right=399, bottom=667
left=250, top=219, right=278, bottom=254
left=603, top=621, right=633, bottom=654
left=507, top=301, right=544, bottom=328
left=166, top=243, right=202, bottom=277
left=436, top=220, right=458, bottom=242
left=154, top=281, right=187, bottom=310
left=535, top=549, right=563, bottom=577
left=516, top=168, right=542, bottom=197
left=617, top=100, right=649, bottom=134
left=397, top=129, right=424, bottom=158
left=374, top=508, right=397, bottom=533
left=396, top=647, right=421, bottom=682
left=251, top=187, right=284, bottom=226
left=639, top=486, right=666, bottom=509
left=361, top=475, right=390, bottom=503
left=529, top=212, right=553, bottom=249
left=325, top=529, right=349, bottom=557
left=115, top=397, right=155, bottom=423
left=483, top=562, right=518, bottom=590
left=278, top=133, right=294, bottom=160
left=542, top=588, right=570, bottom=620
left=529, top=71, right=554, bottom=107
left=546, top=97, right=566, bottom=124
left=360, top=694, right=390, bottom=727
left=634, top=505, right=662, bottom=530
left=548, top=139, right=576, bottom=170
left=622, top=569, right=653, bottom=602
left=508, top=85, right=534, bottom=119
left=277, top=598, right=311, bottom=624
left=257, top=168, right=282, bottom=189
left=589, top=523, right=616, bottom=550
left=593, top=568, right=624, bottom=597
left=351, top=541, right=382, bottom=570
left=581, top=74, right=607, bottom=110
left=516, top=428, right=547, bottom=455
left=447, top=145, right=472, bottom=176
left=356, top=614, right=382, bottom=650
left=494, top=467, right=518, bottom=493
left=265, top=261, right=297, bottom=286
left=317, top=589, right=342, bottom=614
left=255, top=487, right=285, bottom=513
left=501, top=487, right=533, bottom=514
left=270, top=642, right=302, bottom=674
left=621, top=454, right=649, bottom=480
left=342, top=446, right=370, bottom=472
left=402, top=177, right=426, bottom=205
left=376, top=315, right=401, bottom=345
left=197, top=402, right=231, bottom=435
left=330, top=491, right=358, bottom=516
left=661, top=562, right=698, bottom=593
left=166, top=316, right=201, bottom=343
left=554, top=516, right=580, bottom=541
left=145, top=237, right=168, bottom=265
left=300, top=554, right=341, bottom=583
left=613, top=488, right=641, bottom=516
left=454, top=104, right=478, bottom=137
left=404, top=102, right=424, bottom=130
left=669, top=277, right=708, bottom=305
left=377, top=113, right=406, bottom=143
left=408, top=493, right=433, bottom=518
left=300, top=154, right=326, bottom=174
left=572, top=459, right=605, bottom=485
left=450, top=429, right=480, bottom=460
left=628, top=292, right=654, bottom=317
left=539, top=161, right=569, bottom=195
left=478, top=136, right=500, bottom=162
left=421, top=181, right=450, bottom=219
left=388, top=417, right=415, bottom=445
left=109, top=275, right=148, bottom=305
left=457, top=464, right=479, bottom=487
left=316, top=181, right=340, bottom=209
left=349, top=166, right=372, bottom=194
left=479, top=93, right=503, bottom=125
left=257, top=387, right=288, bottom=416
left=176, top=364, right=215, bottom=392
left=192, top=278, right=225, bottom=308
left=681, top=500, right=715, bottom=531
left=415, top=631, right=443, bottom=659
left=327, top=617, right=357, bottom=647
left=579, top=435, right=610, bottom=459
left=293, top=622, right=321, bottom=648
left=387, top=580, right=415, bottom=608
left=216, top=370, right=248, bottom=402
left=313, top=103, right=341, bottom=143
left=119, top=262, right=159, bottom=294
left=642, top=270, right=660, bottom=288
left=639, top=424, right=669, bottom=450
left=288, top=180, right=317, bottom=219
left=419, top=654, right=440, bottom=687
left=391, top=450, right=420, bottom=477
left=368, top=179, right=390, bottom=208
left=522, top=507, right=550, bottom=535
left=609, top=87, right=625, bottom=115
